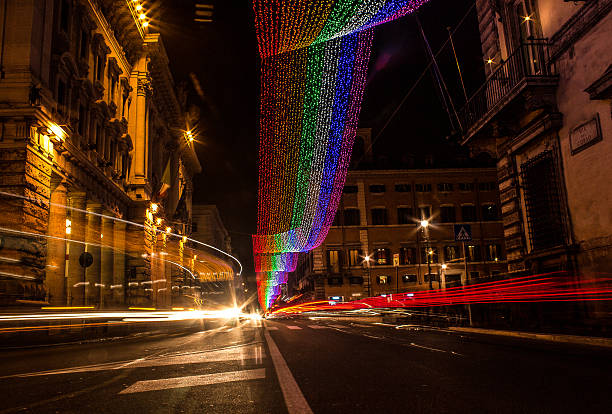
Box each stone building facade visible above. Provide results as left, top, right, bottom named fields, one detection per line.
left=0, top=0, right=202, bottom=308
left=460, top=1, right=611, bottom=285
left=191, top=204, right=232, bottom=255
left=292, top=167, right=507, bottom=302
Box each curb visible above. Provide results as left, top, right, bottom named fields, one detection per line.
left=449, top=327, right=612, bottom=348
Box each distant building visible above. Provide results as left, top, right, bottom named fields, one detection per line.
left=0, top=0, right=206, bottom=307
left=191, top=204, right=232, bottom=254
left=460, top=1, right=611, bottom=280
left=292, top=167, right=507, bottom=302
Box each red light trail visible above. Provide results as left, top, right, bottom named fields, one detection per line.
left=268, top=272, right=612, bottom=316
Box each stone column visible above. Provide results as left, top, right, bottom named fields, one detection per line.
left=67, top=192, right=87, bottom=305
left=100, top=213, right=115, bottom=308
left=45, top=180, right=68, bottom=305
left=113, top=221, right=127, bottom=305
left=84, top=203, right=102, bottom=306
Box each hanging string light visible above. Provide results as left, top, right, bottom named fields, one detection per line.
left=253, top=1, right=430, bottom=309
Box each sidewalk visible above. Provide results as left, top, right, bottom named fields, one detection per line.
left=449, top=326, right=612, bottom=348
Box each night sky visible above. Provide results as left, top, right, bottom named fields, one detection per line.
left=158, top=0, right=484, bottom=277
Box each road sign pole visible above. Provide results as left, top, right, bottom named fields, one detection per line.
left=462, top=242, right=473, bottom=326
left=396, top=266, right=399, bottom=294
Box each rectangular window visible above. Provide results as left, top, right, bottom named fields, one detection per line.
left=369, top=184, right=386, bottom=193
left=440, top=206, right=456, bottom=223
left=459, top=182, right=475, bottom=191
left=331, top=212, right=340, bottom=227
left=328, top=277, right=343, bottom=286
left=344, top=209, right=360, bottom=226
left=60, top=0, right=70, bottom=32
left=481, top=204, right=498, bottom=221
left=478, top=182, right=497, bottom=192
left=395, top=184, right=411, bottom=192
left=373, top=248, right=390, bottom=266
left=399, top=247, right=416, bottom=265
left=377, top=276, right=390, bottom=285
left=461, top=205, right=476, bottom=222
left=397, top=207, right=413, bottom=225
left=520, top=151, right=566, bottom=250
left=348, top=249, right=362, bottom=267
left=437, top=183, right=453, bottom=192
left=415, top=183, right=432, bottom=192
left=79, top=31, right=88, bottom=59
left=327, top=250, right=341, bottom=273
left=486, top=244, right=503, bottom=261
left=343, top=185, right=358, bottom=194
left=418, top=206, right=431, bottom=221
left=191, top=222, right=198, bottom=233
left=421, top=247, right=439, bottom=264
left=469, top=271, right=480, bottom=281
left=466, top=245, right=481, bottom=262
left=444, top=245, right=461, bottom=262
left=371, top=208, right=388, bottom=225
left=349, top=276, right=363, bottom=285
left=78, top=105, right=86, bottom=135
left=402, top=274, right=417, bottom=283
left=57, top=80, right=66, bottom=106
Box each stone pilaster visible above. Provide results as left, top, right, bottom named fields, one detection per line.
left=113, top=221, right=127, bottom=305
left=67, top=192, right=87, bottom=305
left=100, top=213, right=115, bottom=308
left=45, top=180, right=68, bottom=305
left=85, top=203, right=102, bottom=306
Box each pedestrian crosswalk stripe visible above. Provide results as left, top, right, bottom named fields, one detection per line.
left=308, top=325, right=328, bottom=329
left=119, top=368, right=266, bottom=394
left=9, top=346, right=265, bottom=378
left=266, top=326, right=279, bottom=330
left=286, top=325, right=302, bottom=330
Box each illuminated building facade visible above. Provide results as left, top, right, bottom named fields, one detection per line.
left=0, top=0, right=203, bottom=307
left=292, top=166, right=507, bottom=302
left=460, top=1, right=612, bottom=283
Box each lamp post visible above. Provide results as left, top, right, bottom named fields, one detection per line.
left=365, top=255, right=372, bottom=297
left=420, top=220, right=432, bottom=289
left=441, top=263, right=447, bottom=290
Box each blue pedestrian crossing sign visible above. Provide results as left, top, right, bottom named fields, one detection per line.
left=454, top=224, right=472, bottom=242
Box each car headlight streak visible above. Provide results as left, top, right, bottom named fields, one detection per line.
left=252, top=1, right=430, bottom=309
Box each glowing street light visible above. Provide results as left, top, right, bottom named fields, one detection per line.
left=420, top=219, right=429, bottom=228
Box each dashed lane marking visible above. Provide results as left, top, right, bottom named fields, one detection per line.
left=307, top=325, right=329, bottom=329
left=119, top=368, right=266, bottom=394
left=286, top=325, right=302, bottom=330
left=266, top=326, right=279, bottom=330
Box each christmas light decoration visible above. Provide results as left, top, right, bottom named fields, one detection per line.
left=252, top=1, right=431, bottom=309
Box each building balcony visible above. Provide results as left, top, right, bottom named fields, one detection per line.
left=459, top=40, right=559, bottom=143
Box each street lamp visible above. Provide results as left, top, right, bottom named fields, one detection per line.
left=419, top=220, right=433, bottom=289
left=364, top=255, right=372, bottom=297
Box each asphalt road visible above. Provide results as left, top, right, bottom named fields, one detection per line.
left=0, top=317, right=610, bottom=413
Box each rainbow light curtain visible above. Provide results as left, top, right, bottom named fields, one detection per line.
left=253, top=1, right=428, bottom=309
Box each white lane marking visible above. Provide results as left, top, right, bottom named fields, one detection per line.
left=362, top=334, right=385, bottom=340
left=351, top=323, right=373, bottom=328
left=119, top=368, right=266, bottom=394
left=329, top=324, right=347, bottom=329
left=409, top=343, right=447, bottom=353
left=374, top=322, right=397, bottom=327
left=264, top=331, right=313, bottom=414
left=286, top=325, right=302, bottom=330
left=11, top=346, right=265, bottom=378
left=266, top=326, right=279, bottom=330
left=307, top=325, right=328, bottom=329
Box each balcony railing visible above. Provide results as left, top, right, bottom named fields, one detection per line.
left=459, top=40, right=558, bottom=141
